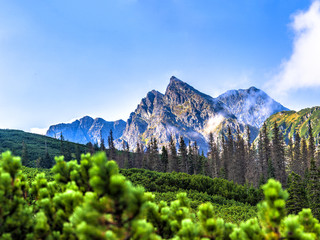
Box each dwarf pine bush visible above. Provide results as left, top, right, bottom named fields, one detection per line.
left=0, top=150, right=320, bottom=239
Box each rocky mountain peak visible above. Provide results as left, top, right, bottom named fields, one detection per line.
left=217, top=87, right=289, bottom=128
left=248, top=86, right=259, bottom=93
left=165, top=76, right=214, bottom=105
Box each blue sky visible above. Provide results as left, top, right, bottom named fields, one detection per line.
left=0, top=0, right=319, bottom=134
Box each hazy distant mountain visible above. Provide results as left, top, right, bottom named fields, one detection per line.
left=46, top=116, right=126, bottom=145
left=217, top=86, right=289, bottom=129
left=46, top=76, right=289, bottom=153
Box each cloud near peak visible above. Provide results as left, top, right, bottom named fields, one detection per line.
left=268, top=0, right=320, bottom=94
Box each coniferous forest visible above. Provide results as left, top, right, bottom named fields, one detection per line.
left=1, top=119, right=320, bottom=239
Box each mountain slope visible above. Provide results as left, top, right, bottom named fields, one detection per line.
left=46, top=116, right=126, bottom=145
left=263, top=106, right=320, bottom=143
left=0, top=129, right=87, bottom=167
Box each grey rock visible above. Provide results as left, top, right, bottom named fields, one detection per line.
left=46, top=116, right=126, bottom=146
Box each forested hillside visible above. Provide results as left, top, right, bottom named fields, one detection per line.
left=1, top=151, right=320, bottom=239
left=0, top=129, right=88, bottom=167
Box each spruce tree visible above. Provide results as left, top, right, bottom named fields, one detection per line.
left=60, top=133, right=65, bottom=156
left=306, top=159, right=320, bottom=220
left=301, top=137, right=308, bottom=176
left=187, top=141, right=194, bottom=174
left=160, top=146, right=168, bottom=172
left=208, top=132, right=218, bottom=178
left=178, top=136, right=187, bottom=173
left=258, top=132, right=265, bottom=182
left=286, top=172, right=308, bottom=215
left=100, top=138, right=106, bottom=152
left=168, top=135, right=178, bottom=172
left=226, top=126, right=234, bottom=181
left=40, top=146, right=52, bottom=169
left=308, top=121, right=315, bottom=166
left=151, top=138, right=159, bottom=171
left=287, top=136, right=294, bottom=172
left=262, top=123, right=271, bottom=180
left=235, top=129, right=246, bottom=185
left=135, top=142, right=143, bottom=168
left=293, top=132, right=302, bottom=176
left=272, top=122, right=286, bottom=186
left=108, top=129, right=116, bottom=160
left=21, top=141, right=29, bottom=167
left=193, top=141, right=203, bottom=174
left=220, top=135, right=228, bottom=179
left=86, top=142, right=94, bottom=155
left=75, top=144, right=81, bottom=163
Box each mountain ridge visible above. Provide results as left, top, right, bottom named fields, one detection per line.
left=46, top=76, right=289, bottom=152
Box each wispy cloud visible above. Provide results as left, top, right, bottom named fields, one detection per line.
left=267, top=1, right=320, bottom=95
left=30, top=127, right=48, bottom=135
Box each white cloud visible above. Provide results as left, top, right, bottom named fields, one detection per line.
left=30, top=127, right=48, bottom=135
left=268, top=1, right=320, bottom=94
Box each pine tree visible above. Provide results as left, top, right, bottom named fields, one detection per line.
left=272, top=122, right=286, bottom=186
left=287, top=136, right=294, bottom=172
left=245, top=126, right=257, bottom=185
left=126, top=142, right=133, bottom=169
left=178, top=136, right=187, bottom=173
left=226, top=126, right=234, bottom=181
left=60, top=133, right=65, bottom=156
left=308, top=121, right=315, bottom=167
left=160, top=146, right=169, bottom=172
left=258, top=132, right=265, bottom=182
left=75, top=144, right=81, bottom=163
left=220, top=135, right=228, bottom=179
left=135, top=142, right=143, bottom=168
left=100, top=138, right=106, bottom=152
left=208, top=132, right=218, bottom=178
left=293, top=132, right=302, bottom=176
left=262, top=123, right=271, bottom=180
left=64, top=141, right=72, bottom=162
left=150, top=138, right=159, bottom=171
left=193, top=141, right=204, bottom=175
left=286, top=172, right=308, bottom=215
left=21, top=141, right=29, bottom=167
left=306, top=159, right=320, bottom=219
left=86, top=142, right=94, bottom=155
left=168, top=135, right=178, bottom=172
left=236, top=129, right=246, bottom=185
left=108, top=129, right=116, bottom=160
left=40, top=143, right=53, bottom=169
left=301, top=137, right=308, bottom=176
left=187, top=141, right=194, bottom=174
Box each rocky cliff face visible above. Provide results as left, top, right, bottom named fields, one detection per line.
left=46, top=116, right=126, bottom=145
left=46, top=76, right=289, bottom=153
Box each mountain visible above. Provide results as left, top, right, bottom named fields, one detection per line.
left=121, top=77, right=236, bottom=152
left=46, top=76, right=289, bottom=153
left=46, top=116, right=126, bottom=145
left=217, top=86, right=289, bottom=129
left=120, top=77, right=286, bottom=152
left=263, top=106, right=320, bottom=143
